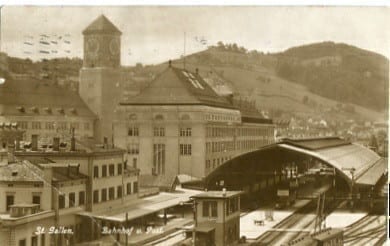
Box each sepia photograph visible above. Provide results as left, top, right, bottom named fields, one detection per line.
left=0, top=4, right=388, bottom=246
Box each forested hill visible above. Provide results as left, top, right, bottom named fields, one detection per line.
left=274, top=42, right=389, bottom=111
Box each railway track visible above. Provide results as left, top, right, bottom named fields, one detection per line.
left=254, top=198, right=342, bottom=245
left=343, top=214, right=386, bottom=246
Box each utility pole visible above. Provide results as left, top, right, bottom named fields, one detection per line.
left=341, top=167, right=356, bottom=209
left=183, top=32, right=186, bottom=70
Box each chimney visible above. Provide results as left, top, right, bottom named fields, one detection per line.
left=31, top=134, right=38, bottom=151
left=71, top=138, right=76, bottom=151
left=103, top=137, right=108, bottom=149
left=70, top=127, right=76, bottom=151
left=53, top=137, right=60, bottom=151
left=15, top=139, right=20, bottom=151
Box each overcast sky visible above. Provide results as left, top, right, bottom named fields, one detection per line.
left=1, top=6, right=389, bottom=65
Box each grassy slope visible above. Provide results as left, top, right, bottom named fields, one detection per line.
left=173, top=59, right=384, bottom=122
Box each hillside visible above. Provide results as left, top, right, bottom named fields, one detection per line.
left=2, top=41, right=388, bottom=122
left=168, top=42, right=388, bottom=121
left=274, top=42, right=389, bottom=112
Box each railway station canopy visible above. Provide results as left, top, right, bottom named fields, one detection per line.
left=205, top=137, right=387, bottom=190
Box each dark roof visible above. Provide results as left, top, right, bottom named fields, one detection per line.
left=82, top=15, right=122, bottom=35
left=241, top=116, right=273, bottom=124
left=120, top=66, right=235, bottom=109
left=281, top=137, right=350, bottom=150
left=52, top=166, right=88, bottom=182
left=0, top=79, right=96, bottom=118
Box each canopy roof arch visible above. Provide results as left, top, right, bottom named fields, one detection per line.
left=205, top=137, right=386, bottom=190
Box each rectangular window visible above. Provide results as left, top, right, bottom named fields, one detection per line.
left=32, top=195, right=40, bottom=207
left=93, top=190, right=99, bottom=204
left=19, top=239, right=26, bottom=246
left=203, top=201, right=218, bottom=218
left=69, top=192, right=75, bottom=207
left=154, top=127, right=165, bottom=137
left=45, top=122, right=55, bottom=130
left=84, top=122, right=90, bottom=130
left=128, top=126, right=139, bottom=136
left=40, top=234, right=45, bottom=246
left=133, top=158, right=137, bottom=168
left=32, top=122, right=41, bottom=130
left=58, top=195, right=65, bottom=209
left=101, top=189, right=107, bottom=202
left=179, top=127, right=192, bottom=137
left=117, top=186, right=122, bottom=198
left=153, top=144, right=165, bottom=175
left=79, top=191, right=85, bottom=205
left=127, top=143, right=139, bottom=155
left=70, top=122, right=80, bottom=130
left=179, top=144, right=192, bottom=155
left=133, top=182, right=138, bottom=193
left=211, top=201, right=218, bottom=217
left=18, top=121, right=28, bottom=129
left=93, top=166, right=99, bottom=178
left=118, top=163, right=122, bottom=175
left=102, top=165, right=107, bottom=177
left=109, top=187, right=115, bottom=200
left=203, top=201, right=210, bottom=217
left=6, top=195, right=14, bottom=211
left=109, top=164, right=115, bottom=176
left=127, top=183, right=132, bottom=195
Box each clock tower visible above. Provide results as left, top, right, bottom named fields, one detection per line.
left=79, top=15, right=123, bottom=142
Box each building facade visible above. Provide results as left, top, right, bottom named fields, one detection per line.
left=0, top=78, right=96, bottom=146
left=0, top=138, right=139, bottom=246
left=115, top=65, right=275, bottom=188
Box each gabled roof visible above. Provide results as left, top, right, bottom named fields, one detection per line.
left=0, top=78, right=96, bottom=118
left=82, top=15, right=122, bottom=35
left=120, top=66, right=236, bottom=109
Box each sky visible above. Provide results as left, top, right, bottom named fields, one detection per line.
left=1, top=6, right=389, bottom=66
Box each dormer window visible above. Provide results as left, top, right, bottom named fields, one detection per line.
left=30, top=107, right=39, bottom=113
left=129, top=114, right=137, bottom=120
left=44, top=107, right=52, bottom=114
left=70, top=108, right=77, bottom=115
left=180, top=114, right=190, bottom=120
left=57, top=108, right=65, bottom=114
left=16, top=106, right=25, bottom=113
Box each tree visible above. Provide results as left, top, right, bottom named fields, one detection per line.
left=217, top=41, right=225, bottom=51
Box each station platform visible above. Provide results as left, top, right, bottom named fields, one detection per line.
left=240, top=199, right=311, bottom=240
left=240, top=180, right=334, bottom=241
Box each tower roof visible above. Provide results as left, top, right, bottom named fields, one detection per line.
left=82, top=15, right=122, bottom=35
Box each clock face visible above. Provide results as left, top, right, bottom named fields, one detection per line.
left=109, top=38, right=120, bottom=56
left=87, top=38, right=99, bottom=53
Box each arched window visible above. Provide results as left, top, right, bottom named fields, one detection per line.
left=129, top=114, right=137, bottom=120
left=154, top=114, right=164, bottom=121
left=180, top=114, right=190, bottom=120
